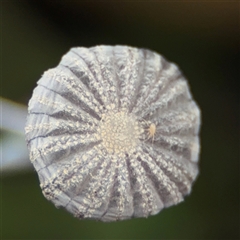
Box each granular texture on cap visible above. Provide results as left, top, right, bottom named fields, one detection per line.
left=25, top=45, right=201, bottom=222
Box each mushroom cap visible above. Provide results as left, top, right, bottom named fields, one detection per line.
left=25, top=45, right=201, bottom=222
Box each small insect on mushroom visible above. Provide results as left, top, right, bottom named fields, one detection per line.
left=147, top=123, right=156, bottom=143
left=141, top=119, right=157, bottom=143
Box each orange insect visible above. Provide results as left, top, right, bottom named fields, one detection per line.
left=146, top=123, right=156, bottom=143
left=141, top=119, right=157, bottom=143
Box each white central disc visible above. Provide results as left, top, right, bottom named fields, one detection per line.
left=99, top=111, right=142, bottom=155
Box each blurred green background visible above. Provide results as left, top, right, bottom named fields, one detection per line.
left=2, top=1, right=239, bottom=239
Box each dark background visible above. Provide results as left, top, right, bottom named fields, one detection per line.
left=2, top=1, right=239, bottom=239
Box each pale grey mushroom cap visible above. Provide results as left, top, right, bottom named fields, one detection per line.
left=25, top=45, right=201, bottom=222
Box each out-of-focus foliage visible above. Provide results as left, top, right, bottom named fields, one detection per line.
left=2, top=1, right=239, bottom=239
left=1, top=98, right=31, bottom=172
